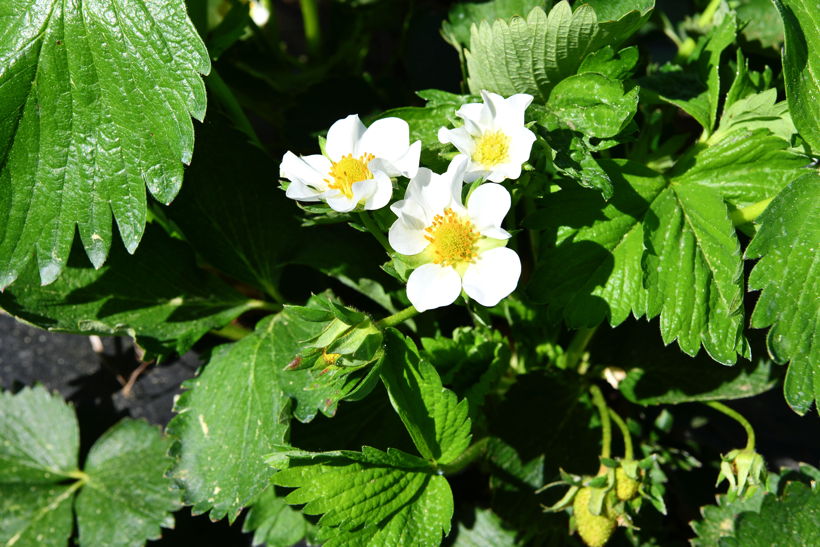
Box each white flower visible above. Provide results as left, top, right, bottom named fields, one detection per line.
left=280, top=115, right=421, bottom=212
left=438, top=90, right=536, bottom=183
left=389, top=156, right=521, bottom=312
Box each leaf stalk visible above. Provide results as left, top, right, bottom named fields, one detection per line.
left=375, top=305, right=419, bottom=329
left=705, top=401, right=756, bottom=451
left=589, top=385, right=612, bottom=460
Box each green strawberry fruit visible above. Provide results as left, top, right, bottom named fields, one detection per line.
left=574, top=487, right=617, bottom=547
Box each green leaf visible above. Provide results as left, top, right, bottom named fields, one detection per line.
left=451, top=507, right=520, bottom=546
left=708, top=90, right=798, bottom=147
left=380, top=329, right=472, bottom=465
left=272, top=446, right=453, bottom=546
left=0, top=226, right=257, bottom=360
left=466, top=2, right=600, bottom=102
left=745, top=174, right=820, bottom=415
left=675, top=129, right=808, bottom=209
left=528, top=159, right=664, bottom=327
left=582, top=0, right=654, bottom=48
left=0, top=0, right=210, bottom=289
left=642, top=14, right=736, bottom=133
left=643, top=179, right=746, bottom=364
left=774, top=0, right=820, bottom=151
left=690, top=481, right=772, bottom=546
left=724, top=482, right=820, bottom=546
left=544, top=72, right=639, bottom=138
left=164, top=117, right=299, bottom=299
left=75, top=420, right=181, bottom=546
left=441, top=0, right=547, bottom=51
left=0, top=387, right=179, bottom=547
left=619, top=356, right=778, bottom=406
left=167, top=295, right=384, bottom=521
left=0, top=385, right=78, bottom=483
left=243, top=487, right=314, bottom=547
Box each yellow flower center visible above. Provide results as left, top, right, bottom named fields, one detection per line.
left=326, top=153, right=375, bottom=198
left=424, top=208, right=480, bottom=267
left=472, top=130, right=510, bottom=167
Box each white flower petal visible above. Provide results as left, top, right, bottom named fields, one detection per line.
left=326, top=114, right=366, bottom=162
left=388, top=221, right=428, bottom=255
left=392, top=140, right=422, bottom=178
left=462, top=247, right=521, bottom=307
left=357, top=117, right=411, bottom=163
left=508, top=126, right=537, bottom=164
left=486, top=163, right=521, bottom=183
left=438, top=127, right=476, bottom=157
left=364, top=172, right=393, bottom=210
left=497, top=93, right=533, bottom=129
left=280, top=151, right=326, bottom=187
left=406, top=263, right=462, bottom=312
left=467, top=183, right=511, bottom=231
left=456, top=101, right=492, bottom=132
left=444, top=155, right=470, bottom=204
left=285, top=180, right=322, bottom=201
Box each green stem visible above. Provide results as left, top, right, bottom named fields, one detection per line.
left=211, top=322, right=254, bottom=341
left=698, top=0, right=722, bottom=28
left=706, top=401, right=756, bottom=451
left=439, top=437, right=490, bottom=475
left=609, top=408, right=634, bottom=461
left=730, top=198, right=773, bottom=226
left=206, top=68, right=264, bottom=150
left=375, top=305, right=419, bottom=329
left=561, top=326, right=598, bottom=371
left=66, top=469, right=90, bottom=483
left=590, top=385, right=612, bottom=460
left=299, top=0, right=321, bottom=57
left=359, top=212, right=392, bottom=252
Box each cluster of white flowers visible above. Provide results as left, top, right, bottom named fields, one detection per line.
left=280, top=91, right=535, bottom=312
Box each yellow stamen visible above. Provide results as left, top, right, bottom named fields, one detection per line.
left=424, top=208, right=479, bottom=267
left=326, top=153, right=375, bottom=199
left=472, top=130, right=510, bottom=167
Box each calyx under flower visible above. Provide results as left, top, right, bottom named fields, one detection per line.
left=716, top=447, right=767, bottom=500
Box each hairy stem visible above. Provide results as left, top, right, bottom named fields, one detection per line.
left=358, top=212, right=392, bottom=252
left=439, top=437, right=490, bottom=476
left=375, top=305, right=419, bottom=329
left=590, top=385, right=612, bottom=460
left=609, top=408, right=634, bottom=461
left=562, top=326, right=598, bottom=371
left=706, top=401, right=756, bottom=451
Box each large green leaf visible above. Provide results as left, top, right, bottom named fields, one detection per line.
left=0, top=0, right=210, bottom=289
left=75, top=420, right=181, bottom=546
left=167, top=297, right=382, bottom=521
left=451, top=507, right=520, bottom=546
left=527, top=159, right=664, bottom=327
left=0, top=387, right=179, bottom=547
left=724, top=482, right=820, bottom=546
left=581, top=0, right=654, bottom=48
left=745, top=174, right=820, bottom=415
left=164, top=117, right=299, bottom=299
left=0, top=226, right=257, bottom=360
left=774, top=0, right=820, bottom=151
left=736, top=0, right=784, bottom=50
left=530, top=125, right=808, bottom=362
left=466, top=2, right=600, bottom=101
left=380, top=329, right=472, bottom=466
left=272, top=446, right=453, bottom=546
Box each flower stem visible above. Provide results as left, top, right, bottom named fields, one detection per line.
left=247, top=299, right=282, bottom=313
left=299, top=0, right=321, bottom=57
left=358, top=212, right=392, bottom=253
left=561, top=325, right=598, bottom=371
left=439, top=437, right=490, bottom=475
left=609, top=408, right=634, bottom=461
left=730, top=198, right=773, bottom=226
left=375, top=305, right=419, bottom=329
left=705, top=401, right=756, bottom=451
left=590, top=385, right=612, bottom=460
left=206, top=68, right=264, bottom=150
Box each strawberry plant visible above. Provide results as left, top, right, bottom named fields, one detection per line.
left=1, top=0, right=818, bottom=545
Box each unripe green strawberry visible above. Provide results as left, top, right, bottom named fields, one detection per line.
left=615, top=467, right=640, bottom=501
left=574, top=487, right=616, bottom=547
